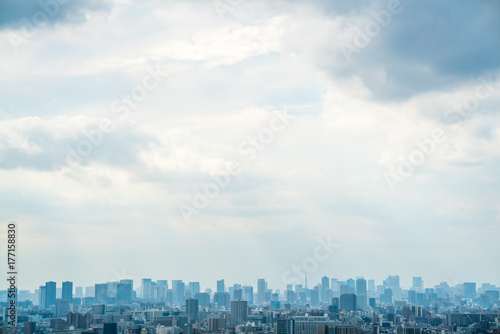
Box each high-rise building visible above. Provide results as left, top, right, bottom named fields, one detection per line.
left=356, top=278, right=367, bottom=310
left=189, top=282, right=200, bottom=296
left=340, top=293, right=357, bottom=312
left=217, top=279, right=225, bottom=293
left=141, top=279, right=153, bottom=300
left=321, top=276, right=330, bottom=303
left=286, top=290, right=295, bottom=305
left=117, top=281, right=132, bottom=304
left=172, top=280, right=186, bottom=304
left=186, top=298, right=198, bottom=322
left=85, top=286, right=95, bottom=298
left=257, top=279, right=267, bottom=304
left=194, top=292, right=210, bottom=307
left=75, top=287, right=83, bottom=299
left=368, top=280, right=376, bottom=297
left=230, top=300, right=248, bottom=326
left=382, top=289, right=393, bottom=304
left=311, top=287, right=319, bottom=306
left=95, top=284, right=108, bottom=305
left=214, top=292, right=230, bottom=308
left=157, top=280, right=169, bottom=302
left=45, top=281, right=57, bottom=308
left=277, top=319, right=294, bottom=334
left=243, top=286, right=254, bottom=304
left=208, top=318, right=226, bottom=331
left=408, top=290, right=417, bottom=305
left=346, top=279, right=356, bottom=294
left=386, top=276, right=401, bottom=301
left=412, top=277, right=423, bottom=292
left=39, top=286, right=46, bottom=307
left=107, top=282, right=118, bottom=302
left=62, top=281, right=73, bottom=302
left=463, top=283, right=477, bottom=299
left=234, top=289, right=243, bottom=301
left=56, top=299, right=70, bottom=317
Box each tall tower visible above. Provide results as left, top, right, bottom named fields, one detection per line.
left=257, top=279, right=267, bottom=304
left=45, top=281, right=57, bottom=308
left=62, top=281, right=73, bottom=302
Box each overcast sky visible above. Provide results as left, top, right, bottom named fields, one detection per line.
left=1, top=0, right=499, bottom=292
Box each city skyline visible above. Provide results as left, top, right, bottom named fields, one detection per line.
left=10, top=275, right=498, bottom=297
left=1, top=0, right=500, bottom=306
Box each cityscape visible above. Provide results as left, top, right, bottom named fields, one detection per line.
left=1, top=1, right=499, bottom=334
left=2, top=276, right=500, bottom=334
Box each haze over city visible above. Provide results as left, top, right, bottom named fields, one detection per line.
left=1, top=0, right=499, bottom=294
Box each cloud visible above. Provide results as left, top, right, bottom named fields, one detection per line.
left=0, top=115, right=157, bottom=171
left=319, top=0, right=500, bottom=101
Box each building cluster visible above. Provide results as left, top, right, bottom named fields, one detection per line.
left=1, top=276, right=499, bottom=334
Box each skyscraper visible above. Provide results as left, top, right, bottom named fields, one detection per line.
left=243, top=286, right=253, bottom=304
left=311, top=287, right=320, bottom=306
left=141, top=279, right=153, bottom=300
left=257, top=279, right=267, bottom=304
left=172, top=280, right=186, bottom=304
left=217, top=279, right=225, bottom=293
left=39, top=286, right=46, bottom=308
left=117, top=280, right=133, bottom=304
left=356, top=278, right=367, bottom=310
left=189, top=282, right=200, bottom=296
left=346, top=279, right=355, bottom=294
left=157, top=280, right=169, bottom=302
left=230, top=300, right=248, bottom=326
left=45, top=281, right=57, bottom=308
left=386, top=275, right=401, bottom=301
left=321, top=276, right=330, bottom=303
left=95, top=283, right=108, bottom=305
left=75, top=287, right=83, bottom=299
left=412, top=277, right=423, bottom=292
left=62, top=281, right=73, bottom=302
left=186, top=298, right=198, bottom=322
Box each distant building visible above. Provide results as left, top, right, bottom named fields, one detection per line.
left=217, top=279, right=225, bottom=293
left=95, top=284, right=108, bottom=305
left=195, top=292, right=210, bottom=307
left=24, top=322, right=36, bottom=334
left=277, top=318, right=294, bottom=334
left=56, top=299, right=70, bottom=317
left=186, top=298, right=198, bottom=322
left=340, top=294, right=356, bottom=312
left=208, top=318, right=226, bottom=331
left=230, top=300, right=248, bottom=326
left=62, top=281, right=73, bottom=303
left=44, top=281, right=57, bottom=308
left=463, top=283, right=476, bottom=299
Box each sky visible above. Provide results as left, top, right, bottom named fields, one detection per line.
left=0, top=0, right=499, bottom=292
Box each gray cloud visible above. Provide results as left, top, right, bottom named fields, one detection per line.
left=327, top=0, right=500, bottom=101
